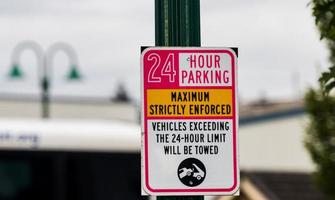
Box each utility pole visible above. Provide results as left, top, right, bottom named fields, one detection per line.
left=155, top=0, right=203, bottom=200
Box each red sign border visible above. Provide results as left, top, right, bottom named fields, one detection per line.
left=141, top=47, right=239, bottom=195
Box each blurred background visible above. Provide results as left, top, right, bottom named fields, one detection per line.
left=0, top=0, right=328, bottom=102
left=0, top=0, right=332, bottom=200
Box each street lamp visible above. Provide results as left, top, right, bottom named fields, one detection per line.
left=46, top=42, right=82, bottom=81
left=9, top=40, right=44, bottom=79
left=8, top=40, right=82, bottom=118
left=9, top=64, right=23, bottom=78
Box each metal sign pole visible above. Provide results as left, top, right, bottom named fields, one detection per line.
left=155, top=0, right=203, bottom=199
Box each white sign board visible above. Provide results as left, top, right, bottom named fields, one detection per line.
left=141, top=47, right=239, bottom=196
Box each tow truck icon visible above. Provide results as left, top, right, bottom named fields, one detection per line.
left=178, top=163, right=205, bottom=180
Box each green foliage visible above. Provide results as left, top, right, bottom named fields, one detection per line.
left=306, top=0, right=335, bottom=199
left=305, top=88, right=335, bottom=199
left=312, top=0, right=335, bottom=41
left=319, top=66, right=335, bottom=93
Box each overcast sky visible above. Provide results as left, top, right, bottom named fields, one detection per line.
left=0, top=0, right=329, bottom=103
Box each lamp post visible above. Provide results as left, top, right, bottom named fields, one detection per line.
left=8, top=41, right=82, bottom=118
left=46, top=42, right=82, bottom=81
left=155, top=0, right=202, bottom=200
left=9, top=40, right=44, bottom=79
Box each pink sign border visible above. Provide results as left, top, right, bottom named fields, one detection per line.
left=141, top=47, right=239, bottom=195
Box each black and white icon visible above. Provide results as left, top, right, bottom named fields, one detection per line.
left=177, top=158, right=206, bottom=187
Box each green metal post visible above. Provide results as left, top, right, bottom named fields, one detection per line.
left=41, top=56, right=50, bottom=119
left=155, top=0, right=200, bottom=46
left=158, top=197, right=204, bottom=200
left=155, top=0, right=203, bottom=199
left=41, top=76, right=50, bottom=118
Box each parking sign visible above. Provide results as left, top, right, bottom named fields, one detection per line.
left=141, top=47, right=239, bottom=196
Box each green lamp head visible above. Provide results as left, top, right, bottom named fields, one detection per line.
left=67, top=64, right=81, bottom=80
left=9, top=64, right=23, bottom=79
